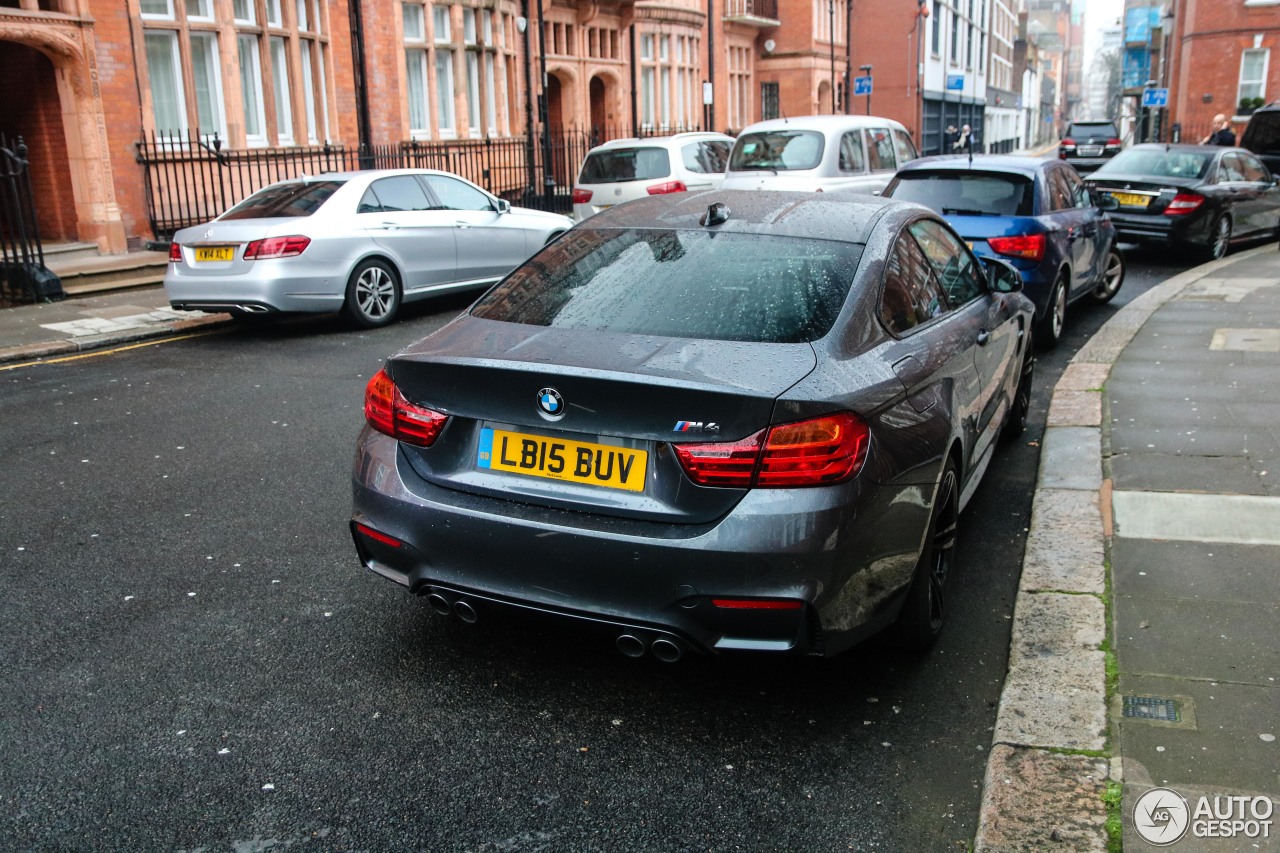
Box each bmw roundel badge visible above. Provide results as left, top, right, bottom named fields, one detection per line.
left=537, top=387, right=564, bottom=419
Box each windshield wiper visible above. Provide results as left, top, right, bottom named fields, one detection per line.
left=941, top=207, right=997, bottom=216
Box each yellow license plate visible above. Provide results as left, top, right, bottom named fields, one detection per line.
left=477, top=427, right=647, bottom=492
left=1110, top=192, right=1151, bottom=208
left=194, top=246, right=235, bottom=262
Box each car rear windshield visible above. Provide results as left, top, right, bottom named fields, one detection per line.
left=470, top=228, right=863, bottom=344
left=885, top=171, right=1034, bottom=217
left=220, top=180, right=344, bottom=219
left=729, top=131, right=825, bottom=171
left=1067, top=122, right=1119, bottom=138
left=1095, top=149, right=1213, bottom=179
left=578, top=148, right=672, bottom=183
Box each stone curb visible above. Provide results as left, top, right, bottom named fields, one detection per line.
left=972, top=244, right=1275, bottom=852
left=0, top=312, right=232, bottom=366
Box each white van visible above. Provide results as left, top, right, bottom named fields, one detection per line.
left=720, top=115, right=919, bottom=195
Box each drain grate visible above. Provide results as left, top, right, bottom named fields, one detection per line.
left=1123, top=695, right=1181, bottom=722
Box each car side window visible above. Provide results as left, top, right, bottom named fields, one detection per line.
left=684, top=141, right=731, bottom=174
left=1218, top=154, right=1245, bottom=182
left=892, top=129, right=919, bottom=165
left=880, top=232, right=949, bottom=335
left=363, top=176, right=433, bottom=213
left=422, top=174, right=495, bottom=211
left=1062, top=167, right=1091, bottom=208
left=1048, top=169, right=1075, bottom=211
left=909, top=219, right=984, bottom=306
left=839, top=132, right=866, bottom=173
left=864, top=128, right=896, bottom=171
left=1239, top=153, right=1270, bottom=182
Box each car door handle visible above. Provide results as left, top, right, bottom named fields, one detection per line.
left=455, top=221, right=472, bottom=230
left=380, top=222, right=400, bottom=230
left=977, top=330, right=991, bottom=346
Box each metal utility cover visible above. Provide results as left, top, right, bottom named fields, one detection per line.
left=1123, top=695, right=1180, bottom=722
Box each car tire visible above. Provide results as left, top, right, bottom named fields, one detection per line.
left=343, top=259, right=401, bottom=328
left=1091, top=247, right=1125, bottom=304
left=1205, top=214, right=1232, bottom=261
left=885, top=459, right=959, bottom=651
left=1002, top=331, right=1035, bottom=443
left=1035, top=272, right=1068, bottom=348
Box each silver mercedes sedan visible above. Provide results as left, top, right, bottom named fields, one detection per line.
left=164, top=169, right=574, bottom=327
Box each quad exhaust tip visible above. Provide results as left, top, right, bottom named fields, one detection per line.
left=616, top=633, right=685, bottom=662
left=453, top=599, right=479, bottom=624
left=426, top=593, right=452, bottom=615
left=616, top=634, right=646, bottom=658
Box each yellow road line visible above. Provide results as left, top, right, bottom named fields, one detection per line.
left=0, top=330, right=218, bottom=371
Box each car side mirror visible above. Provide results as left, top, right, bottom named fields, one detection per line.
left=980, top=256, right=1023, bottom=294
left=495, top=198, right=512, bottom=214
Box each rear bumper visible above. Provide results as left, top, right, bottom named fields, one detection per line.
left=350, top=429, right=930, bottom=657
left=1108, top=210, right=1213, bottom=246
left=164, top=267, right=346, bottom=314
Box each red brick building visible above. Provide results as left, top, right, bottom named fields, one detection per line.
left=0, top=0, right=877, bottom=253
left=1165, top=0, right=1280, bottom=139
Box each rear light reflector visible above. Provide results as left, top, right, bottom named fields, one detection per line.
left=355, top=522, right=402, bottom=548
left=646, top=180, right=688, bottom=195
left=1164, top=191, right=1205, bottom=215
left=674, top=413, right=870, bottom=488
left=364, top=368, right=449, bottom=447
left=987, top=233, right=1046, bottom=262
left=243, top=235, right=311, bottom=260
left=169, top=241, right=182, bottom=263
left=572, top=188, right=593, bottom=204
left=711, top=599, right=804, bottom=610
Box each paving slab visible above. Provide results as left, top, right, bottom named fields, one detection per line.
left=1109, top=452, right=1268, bottom=496
left=1112, top=491, right=1280, bottom=545
left=1112, top=539, right=1280, bottom=604
left=1114, top=595, right=1280, bottom=687
left=1038, top=427, right=1102, bottom=491
left=1020, top=489, right=1105, bottom=593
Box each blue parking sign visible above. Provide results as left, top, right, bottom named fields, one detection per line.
left=946, top=74, right=964, bottom=91
left=854, top=76, right=873, bottom=96
left=1142, top=87, right=1169, bottom=108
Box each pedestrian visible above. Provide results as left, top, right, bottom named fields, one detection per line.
left=944, top=124, right=958, bottom=152
left=952, top=124, right=973, bottom=152
left=1201, top=114, right=1236, bottom=146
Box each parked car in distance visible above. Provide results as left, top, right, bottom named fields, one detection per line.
left=720, top=115, right=919, bottom=195
left=350, top=190, right=1036, bottom=661
left=1059, top=120, right=1123, bottom=172
left=882, top=154, right=1124, bottom=348
left=1239, top=102, right=1280, bottom=176
left=165, top=169, right=574, bottom=327
left=1084, top=143, right=1280, bottom=260
left=571, top=132, right=735, bottom=221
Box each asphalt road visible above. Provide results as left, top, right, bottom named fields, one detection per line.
left=0, top=245, right=1191, bottom=852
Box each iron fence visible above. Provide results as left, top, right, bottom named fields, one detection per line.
left=0, top=134, right=62, bottom=306
left=136, top=126, right=680, bottom=240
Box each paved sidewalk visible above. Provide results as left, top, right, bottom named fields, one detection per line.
left=976, top=244, right=1280, bottom=851
left=0, top=287, right=229, bottom=365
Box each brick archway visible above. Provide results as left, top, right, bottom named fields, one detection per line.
left=0, top=13, right=127, bottom=253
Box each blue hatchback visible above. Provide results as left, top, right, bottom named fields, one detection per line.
left=882, top=154, right=1124, bottom=347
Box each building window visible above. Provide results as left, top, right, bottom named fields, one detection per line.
left=270, top=36, right=294, bottom=144
left=813, top=0, right=846, bottom=44
left=1239, top=49, right=1269, bottom=107
left=144, top=31, right=185, bottom=134
left=404, top=3, right=431, bottom=138
left=238, top=35, right=267, bottom=146
left=189, top=32, right=226, bottom=137
left=932, top=0, right=941, bottom=54
left=950, top=7, right=960, bottom=64
left=967, top=23, right=973, bottom=68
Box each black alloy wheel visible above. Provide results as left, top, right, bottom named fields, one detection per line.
left=1091, top=247, right=1125, bottom=303
left=886, top=460, right=959, bottom=651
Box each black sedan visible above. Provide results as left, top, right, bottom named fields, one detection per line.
left=1085, top=144, right=1280, bottom=260
left=349, top=191, right=1036, bottom=660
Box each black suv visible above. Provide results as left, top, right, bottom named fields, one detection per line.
left=1240, top=103, right=1280, bottom=176
left=1059, top=121, right=1123, bottom=172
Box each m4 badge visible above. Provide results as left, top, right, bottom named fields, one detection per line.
left=673, top=421, right=719, bottom=433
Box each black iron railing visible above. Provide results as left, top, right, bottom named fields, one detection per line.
left=136, top=126, right=688, bottom=240
left=0, top=134, right=62, bottom=306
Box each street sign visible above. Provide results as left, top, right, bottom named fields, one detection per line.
left=946, top=74, right=964, bottom=91
left=854, top=76, right=873, bottom=96
left=1142, top=87, right=1169, bottom=108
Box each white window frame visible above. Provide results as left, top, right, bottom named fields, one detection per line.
left=434, top=5, right=451, bottom=42
left=406, top=47, right=432, bottom=138
left=145, top=30, right=186, bottom=137
left=266, top=0, right=282, bottom=26
left=189, top=31, right=227, bottom=139
left=141, top=0, right=175, bottom=20
left=484, top=52, right=498, bottom=135
left=185, top=0, right=213, bottom=21
left=233, top=0, right=255, bottom=25
left=403, top=2, right=425, bottom=40
left=270, top=36, right=295, bottom=144
left=1238, top=48, right=1270, bottom=107
left=238, top=34, right=268, bottom=146
left=466, top=51, right=481, bottom=137
left=435, top=48, right=457, bottom=138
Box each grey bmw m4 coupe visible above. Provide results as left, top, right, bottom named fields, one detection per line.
left=350, top=190, right=1035, bottom=660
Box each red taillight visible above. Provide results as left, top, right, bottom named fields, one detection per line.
left=1059, top=138, right=1075, bottom=159
left=711, top=599, right=804, bottom=610
left=1105, top=138, right=1122, bottom=150
left=572, top=188, right=593, bottom=204
left=1164, top=191, right=1205, bottom=216
left=987, top=233, right=1046, bottom=262
left=243, top=235, right=311, bottom=260
left=646, top=180, right=688, bottom=195
left=168, top=241, right=182, bottom=263
left=673, top=413, right=870, bottom=488
left=364, top=368, right=448, bottom=447
left=354, top=522, right=402, bottom=548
